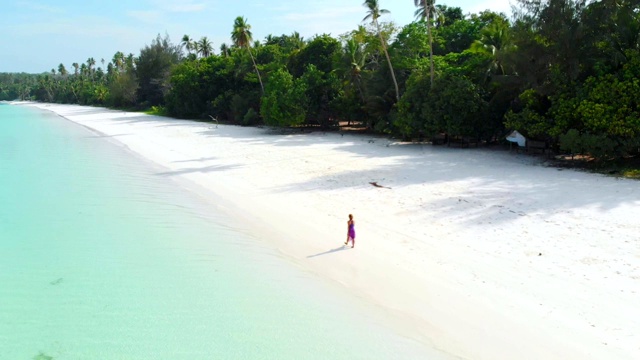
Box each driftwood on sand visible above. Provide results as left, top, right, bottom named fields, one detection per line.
left=369, top=182, right=391, bottom=189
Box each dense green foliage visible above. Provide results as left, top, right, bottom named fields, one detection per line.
left=260, top=67, right=307, bottom=126
left=136, top=35, right=183, bottom=107
left=3, top=0, right=640, bottom=161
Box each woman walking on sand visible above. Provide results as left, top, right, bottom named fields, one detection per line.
left=344, top=214, right=355, bottom=248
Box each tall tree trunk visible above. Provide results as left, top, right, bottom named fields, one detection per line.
left=246, top=46, right=264, bottom=95
left=356, top=77, right=366, bottom=103
left=425, top=3, right=434, bottom=86
left=376, top=21, right=400, bottom=101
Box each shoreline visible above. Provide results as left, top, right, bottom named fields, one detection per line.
left=22, top=103, right=640, bottom=359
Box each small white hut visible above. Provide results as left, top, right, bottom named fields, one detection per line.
left=506, top=130, right=527, bottom=147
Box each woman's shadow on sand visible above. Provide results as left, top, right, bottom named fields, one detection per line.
left=307, top=245, right=352, bottom=258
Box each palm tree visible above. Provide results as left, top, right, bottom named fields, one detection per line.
left=86, top=57, right=96, bottom=80
left=125, top=53, right=135, bottom=70
left=470, top=21, right=512, bottom=76
left=414, top=0, right=437, bottom=85
left=231, top=16, right=264, bottom=94
left=40, top=74, right=54, bottom=102
left=80, top=63, right=88, bottom=77
left=264, top=34, right=277, bottom=45
left=192, top=41, right=201, bottom=58
left=220, top=43, right=230, bottom=57
left=290, top=31, right=305, bottom=50
left=181, top=34, right=194, bottom=55
left=363, top=0, right=400, bottom=101
left=112, top=51, right=125, bottom=71
left=198, top=37, right=213, bottom=57
left=106, top=62, right=114, bottom=77
left=343, top=38, right=368, bottom=102
left=58, top=63, right=68, bottom=77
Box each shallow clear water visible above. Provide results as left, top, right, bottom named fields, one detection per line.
left=0, top=104, right=437, bottom=359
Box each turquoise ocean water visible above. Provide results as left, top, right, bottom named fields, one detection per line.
left=0, top=104, right=440, bottom=359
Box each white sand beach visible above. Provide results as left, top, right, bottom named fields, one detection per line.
left=26, top=103, right=640, bottom=359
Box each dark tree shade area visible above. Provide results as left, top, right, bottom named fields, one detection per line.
left=2, top=1, right=640, bottom=161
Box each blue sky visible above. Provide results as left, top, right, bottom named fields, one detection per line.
left=1, top=0, right=513, bottom=73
